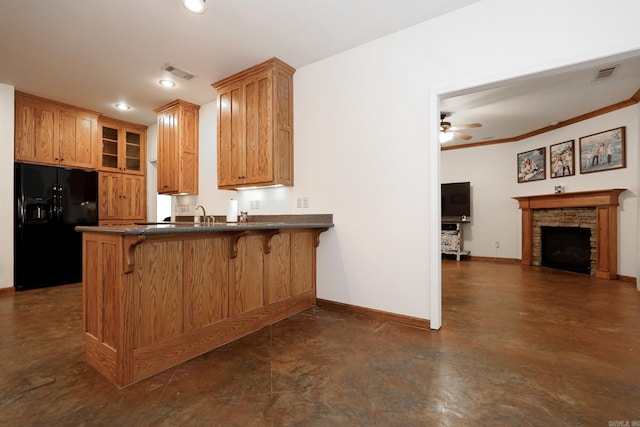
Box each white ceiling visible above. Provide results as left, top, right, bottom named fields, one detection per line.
left=0, top=0, right=481, bottom=125
left=2, top=0, right=638, bottom=140
left=441, top=52, right=640, bottom=147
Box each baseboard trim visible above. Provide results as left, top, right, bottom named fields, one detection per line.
left=617, top=275, right=637, bottom=284
left=0, top=287, right=16, bottom=298
left=316, top=299, right=430, bottom=330
left=466, top=256, right=521, bottom=263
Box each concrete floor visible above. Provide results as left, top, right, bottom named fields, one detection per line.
left=1, top=260, right=639, bottom=425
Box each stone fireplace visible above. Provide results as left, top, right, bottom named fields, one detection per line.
left=514, top=189, right=625, bottom=280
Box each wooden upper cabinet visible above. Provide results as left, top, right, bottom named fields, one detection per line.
left=98, top=117, right=146, bottom=175
left=154, top=99, right=200, bottom=195
left=15, top=92, right=99, bottom=168
left=14, top=94, right=57, bottom=164
left=212, top=58, right=294, bottom=190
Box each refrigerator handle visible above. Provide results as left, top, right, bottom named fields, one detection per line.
left=52, top=185, right=59, bottom=220
left=57, top=186, right=63, bottom=221
left=17, top=194, right=24, bottom=227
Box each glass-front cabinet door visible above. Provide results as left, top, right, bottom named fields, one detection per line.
left=101, top=125, right=119, bottom=170
left=125, top=130, right=141, bottom=172
left=99, top=118, right=146, bottom=175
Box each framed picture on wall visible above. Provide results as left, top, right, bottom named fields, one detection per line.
left=550, top=140, right=575, bottom=178
left=517, top=147, right=546, bottom=183
left=579, top=127, right=626, bottom=174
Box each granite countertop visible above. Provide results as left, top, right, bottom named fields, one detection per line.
left=76, top=214, right=334, bottom=236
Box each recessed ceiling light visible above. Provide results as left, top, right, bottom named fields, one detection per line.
left=181, top=0, right=206, bottom=14
left=159, top=79, right=176, bottom=88
left=115, top=103, right=131, bottom=111
left=549, top=121, right=559, bottom=126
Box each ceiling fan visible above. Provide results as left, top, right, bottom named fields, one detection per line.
left=440, top=112, right=481, bottom=142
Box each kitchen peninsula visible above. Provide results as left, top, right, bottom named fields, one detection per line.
left=77, top=215, right=333, bottom=388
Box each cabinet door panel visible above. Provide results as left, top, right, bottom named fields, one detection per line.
left=15, top=97, right=58, bottom=164
left=291, top=232, right=314, bottom=295
left=98, top=173, right=121, bottom=220
left=134, top=240, right=184, bottom=349
left=245, top=72, right=273, bottom=184
left=265, top=232, right=291, bottom=304
left=100, top=125, right=120, bottom=171
left=217, top=90, right=233, bottom=186
left=184, top=237, right=229, bottom=330
left=124, top=129, right=143, bottom=173
left=230, top=234, right=264, bottom=315
left=277, top=71, right=292, bottom=128
left=59, top=109, right=97, bottom=168
left=121, top=174, right=145, bottom=220
left=276, top=128, right=293, bottom=183
left=179, top=105, right=199, bottom=194
left=157, top=108, right=179, bottom=193
left=217, top=83, right=245, bottom=186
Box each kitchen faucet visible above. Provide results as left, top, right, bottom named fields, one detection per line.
left=195, top=205, right=206, bottom=223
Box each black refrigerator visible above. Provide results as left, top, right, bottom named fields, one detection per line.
left=14, top=162, right=98, bottom=291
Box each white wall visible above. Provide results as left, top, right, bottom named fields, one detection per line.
left=287, top=0, right=640, bottom=321
left=177, top=0, right=640, bottom=321
left=0, top=84, right=14, bottom=288
left=442, top=105, right=639, bottom=277
left=442, top=142, right=518, bottom=259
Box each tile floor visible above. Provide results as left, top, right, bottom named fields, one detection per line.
left=1, top=260, right=639, bottom=425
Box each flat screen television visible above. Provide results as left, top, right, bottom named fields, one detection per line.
left=441, top=181, right=471, bottom=220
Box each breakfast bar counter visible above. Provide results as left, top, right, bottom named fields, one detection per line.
left=77, top=215, right=333, bottom=387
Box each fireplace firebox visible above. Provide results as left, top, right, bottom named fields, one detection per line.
left=541, top=226, right=591, bottom=274
left=513, top=189, right=624, bottom=280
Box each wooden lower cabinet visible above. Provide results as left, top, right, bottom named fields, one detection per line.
left=81, top=228, right=325, bottom=387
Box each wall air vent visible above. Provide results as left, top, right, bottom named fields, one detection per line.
left=594, top=66, right=617, bottom=81
left=162, top=64, right=195, bottom=80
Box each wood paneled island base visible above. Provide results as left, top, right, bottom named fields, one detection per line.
left=79, top=223, right=331, bottom=388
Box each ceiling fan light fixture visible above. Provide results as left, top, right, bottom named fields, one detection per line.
left=181, top=0, right=206, bottom=14
left=439, top=131, right=453, bottom=144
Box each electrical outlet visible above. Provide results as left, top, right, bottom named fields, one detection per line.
left=255, top=200, right=260, bottom=210
left=495, top=241, right=500, bottom=248
left=303, top=197, right=309, bottom=208
left=296, top=197, right=302, bottom=209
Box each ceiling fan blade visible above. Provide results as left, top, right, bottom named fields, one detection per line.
left=449, top=123, right=482, bottom=131
left=454, top=132, right=473, bottom=140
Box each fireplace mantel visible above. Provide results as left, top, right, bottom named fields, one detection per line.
left=513, top=189, right=625, bottom=280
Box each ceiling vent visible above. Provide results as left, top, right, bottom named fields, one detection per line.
left=162, top=64, right=195, bottom=80
left=594, top=66, right=617, bottom=81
